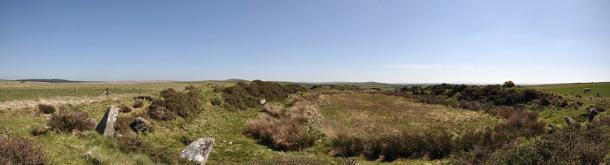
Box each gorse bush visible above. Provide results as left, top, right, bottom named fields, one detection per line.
left=221, top=80, right=306, bottom=110
left=38, top=104, right=55, bottom=114
left=147, top=86, right=201, bottom=120
left=0, top=134, right=46, bottom=165
left=47, top=107, right=95, bottom=132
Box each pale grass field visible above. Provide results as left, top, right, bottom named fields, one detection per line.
left=318, top=93, right=501, bottom=138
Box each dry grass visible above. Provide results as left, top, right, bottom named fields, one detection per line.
left=319, top=93, right=499, bottom=138
left=318, top=93, right=500, bottom=161
left=244, top=95, right=321, bottom=151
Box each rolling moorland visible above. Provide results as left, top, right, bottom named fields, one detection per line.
left=0, top=80, right=609, bottom=164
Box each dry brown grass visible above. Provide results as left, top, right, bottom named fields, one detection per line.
left=319, top=93, right=499, bottom=138
left=244, top=95, right=321, bottom=151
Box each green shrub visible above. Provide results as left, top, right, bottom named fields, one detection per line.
left=0, top=134, right=47, bottom=165
left=221, top=80, right=304, bottom=110
left=502, top=81, right=516, bottom=88
left=47, top=107, right=95, bottom=132
left=486, top=117, right=610, bottom=164
left=147, top=100, right=176, bottom=121
left=147, top=86, right=201, bottom=120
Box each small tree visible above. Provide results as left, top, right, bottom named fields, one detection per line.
left=503, top=81, right=516, bottom=88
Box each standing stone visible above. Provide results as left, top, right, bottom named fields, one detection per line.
left=96, top=105, right=119, bottom=137
left=180, top=137, right=215, bottom=165
left=564, top=116, right=575, bottom=126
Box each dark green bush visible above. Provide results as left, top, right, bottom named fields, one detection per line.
left=221, top=80, right=304, bottom=110
left=0, top=134, right=47, bottom=165
left=147, top=86, right=201, bottom=120
left=502, top=81, right=515, bottom=88
left=147, top=100, right=176, bottom=121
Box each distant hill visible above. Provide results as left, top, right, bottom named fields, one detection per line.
left=15, top=79, right=80, bottom=83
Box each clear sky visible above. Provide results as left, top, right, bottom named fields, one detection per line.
left=1, top=0, right=608, bottom=84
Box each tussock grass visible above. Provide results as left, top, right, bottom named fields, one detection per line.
left=244, top=96, right=320, bottom=151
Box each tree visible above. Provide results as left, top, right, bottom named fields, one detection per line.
left=503, top=81, right=516, bottom=88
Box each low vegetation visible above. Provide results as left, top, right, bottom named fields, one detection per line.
left=113, top=135, right=186, bottom=164
left=47, top=106, right=95, bottom=132
left=320, top=93, right=500, bottom=161
left=147, top=86, right=201, bottom=120
left=37, top=104, right=55, bottom=114
left=219, top=80, right=306, bottom=110
left=0, top=133, right=47, bottom=165
left=1, top=81, right=607, bottom=164
left=244, top=97, right=319, bottom=151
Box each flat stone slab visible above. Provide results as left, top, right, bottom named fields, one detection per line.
left=96, top=105, right=119, bottom=137
left=180, top=137, right=215, bottom=165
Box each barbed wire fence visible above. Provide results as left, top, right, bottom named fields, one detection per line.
left=0, top=88, right=163, bottom=102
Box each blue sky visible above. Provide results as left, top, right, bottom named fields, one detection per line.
left=1, top=0, right=608, bottom=84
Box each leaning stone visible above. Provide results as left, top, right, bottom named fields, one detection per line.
left=564, top=116, right=575, bottom=126
left=96, top=105, right=119, bottom=137
left=180, top=137, right=215, bottom=165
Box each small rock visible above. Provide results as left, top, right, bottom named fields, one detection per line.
left=180, top=137, right=215, bottom=165
left=130, top=117, right=150, bottom=133
left=96, top=105, right=119, bottom=137
left=259, top=99, right=266, bottom=105
left=564, top=116, right=575, bottom=126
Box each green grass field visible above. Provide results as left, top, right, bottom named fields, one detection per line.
left=0, top=81, right=234, bottom=102
left=529, top=82, right=610, bottom=98
left=1, top=81, right=609, bottom=164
